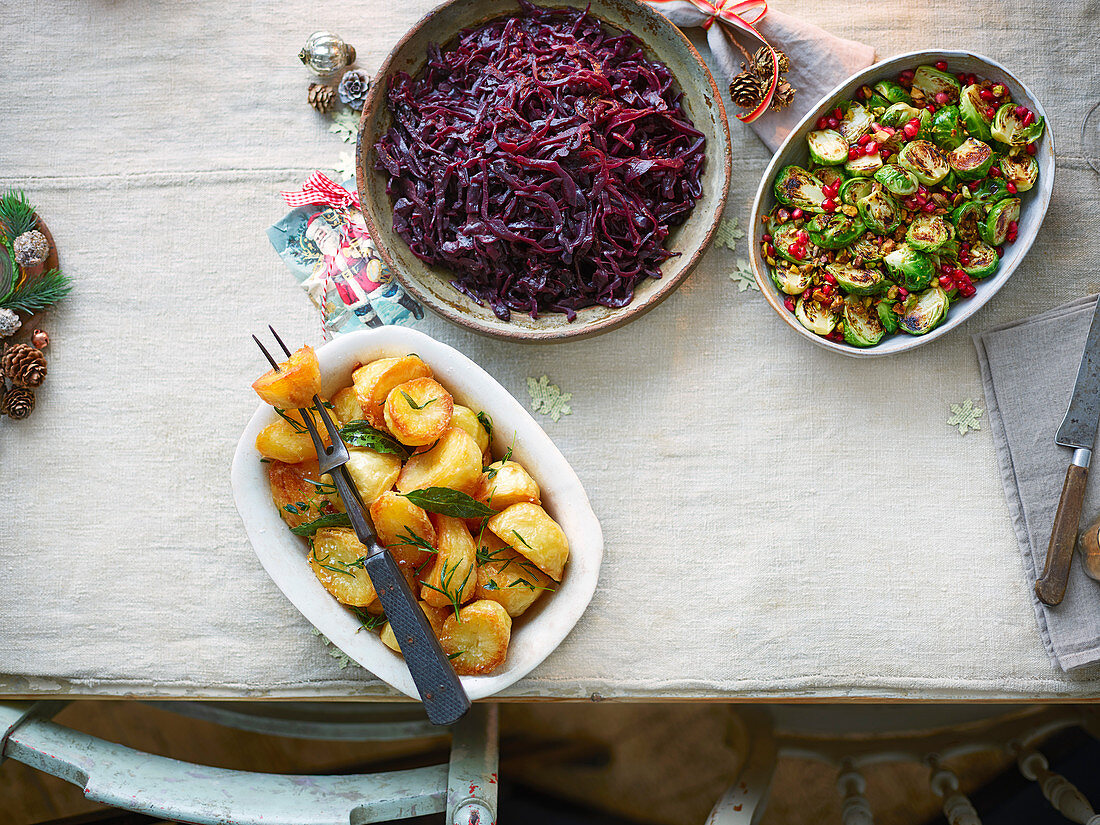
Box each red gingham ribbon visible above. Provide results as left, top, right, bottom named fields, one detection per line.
left=280, top=171, right=360, bottom=210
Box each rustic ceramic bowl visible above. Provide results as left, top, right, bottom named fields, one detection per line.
left=750, top=50, right=1055, bottom=357
left=357, top=0, right=732, bottom=342
left=231, top=326, right=604, bottom=701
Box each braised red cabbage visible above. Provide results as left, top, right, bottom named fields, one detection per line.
left=375, top=2, right=706, bottom=321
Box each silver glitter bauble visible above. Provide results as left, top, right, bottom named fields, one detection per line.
left=298, top=31, right=356, bottom=80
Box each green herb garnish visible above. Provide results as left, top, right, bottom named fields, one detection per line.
left=476, top=411, right=493, bottom=438
left=420, top=558, right=474, bottom=618
left=273, top=407, right=308, bottom=433
left=398, top=487, right=494, bottom=519
left=291, top=512, right=351, bottom=536
left=339, top=420, right=411, bottom=458
left=400, top=390, right=437, bottom=411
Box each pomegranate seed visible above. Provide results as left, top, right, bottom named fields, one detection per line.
left=989, top=165, right=1001, bottom=178
left=1006, top=182, right=1017, bottom=194
left=927, top=105, right=937, bottom=114
left=790, top=246, right=804, bottom=260
left=791, top=208, right=804, bottom=220
left=903, top=122, right=920, bottom=138
left=897, top=287, right=909, bottom=298
left=1008, top=221, right=1018, bottom=234
left=922, top=202, right=936, bottom=213
left=824, top=273, right=837, bottom=285
left=822, top=199, right=836, bottom=212
left=766, top=243, right=776, bottom=257
left=777, top=208, right=790, bottom=222
left=959, top=254, right=970, bottom=265
left=784, top=297, right=796, bottom=311
left=899, top=70, right=914, bottom=82
left=1023, top=110, right=1035, bottom=126
left=960, top=241, right=970, bottom=250
left=918, top=185, right=929, bottom=194
left=762, top=233, right=772, bottom=242
left=940, top=279, right=954, bottom=290
left=857, top=133, right=873, bottom=146
left=817, top=116, right=829, bottom=130
left=968, top=74, right=978, bottom=85
left=956, top=72, right=967, bottom=82
left=935, top=91, right=949, bottom=105
left=914, top=194, right=927, bottom=206
left=797, top=231, right=809, bottom=244
left=935, top=60, right=948, bottom=71
left=995, top=246, right=1004, bottom=256
left=848, top=146, right=861, bottom=160
left=827, top=116, right=839, bottom=129
left=880, top=148, right=892, bottom=159
left=979, top=88, right=994, bottom=102
left=864, top=143, right=878, bottom=156
left=1015, top=104, right=1027, bottom=118
left=985, top=106, right=996, bottom=119
left=833, top=107, right=843, bottom=119
left=1026, top=143, right=1037, bottom=155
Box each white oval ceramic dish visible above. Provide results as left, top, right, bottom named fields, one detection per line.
left=231, top=327, right=604, bottom=701
left=750, top=50, right=1055, bottom=358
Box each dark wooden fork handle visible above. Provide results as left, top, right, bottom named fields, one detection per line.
left=1036, top=462, right=1089, bottom=606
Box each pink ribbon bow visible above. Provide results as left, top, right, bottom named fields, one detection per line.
left=280, top=171, right=361, bottom=210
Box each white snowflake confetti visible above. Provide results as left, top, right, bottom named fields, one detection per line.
left=329, top=108, right=359, bottom=142
left=948, top=398, right=984, bottom=435
left=332, top=151, right=356, bottom=183
left=310, top=627, right=353, bottom=669
left=714, top=217, right=745, bottom=252
left=728, top=259, right=759, bottom=292
left=527, top=375, right=572, bottom=422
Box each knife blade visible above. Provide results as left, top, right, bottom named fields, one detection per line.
left=1035, top=298, right=1100, bottom=605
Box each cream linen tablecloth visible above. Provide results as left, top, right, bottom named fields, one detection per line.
left=2, top=0, right=1099, bottom=700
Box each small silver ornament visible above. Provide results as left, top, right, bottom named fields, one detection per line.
left=299, top=31, right=356, bottom=80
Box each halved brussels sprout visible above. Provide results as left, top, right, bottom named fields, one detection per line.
left=851, top=233, right=886, bottom=263
left=864, top=93, right=891, bottom=111
left=807, top=212, right=865, bottom=249
left=844, top=152, right=884, bottom=178
left=827, top=262, right=885, bottom=295
left=912, top=65, right=961, bottom=104
left=774, top=166, right=827, bottom=212
left=838, top=102, right=874, bottom=142
left=857, top=188, right=899, bottom=234
left=771, top=265, right=813, bottom=295
left=884, top=243, right=935, bottom=291
left=843, top=298, right=886, bottom=347
left=980, top=197, right=1020, bottom=246
left=970, top=177, right=1012, bottom=205
left=876, top=300, right=900, bottom=333
left=947, top=137, right=994, bottom=180
left=808, top=130, right=848, bottom=165
left=770, top=222, right=806, bottom=264
left=959, top=84, right=994, bottom=142
left=991, top=102, right=1044, bottom=146
left=814, top=166, right=847, bottom=189
left=897, top=285, right=949, bottom=335
left=897, top=140, right=949, bottom=186
left=795, top=295, right=839, bottom=335
left=962, top=241, right=1000, bottom=279
left=874, top=164, right=919, bottom=196
left=906, top=213, right=953, bottom=252
left=874, top=80, right=913, bottom=105
left=1001, top=153, right=1039, bottom=192
left=930, top=105, right=965, bottom=151
left=950, top=201, right=984, bottom=243
left=840, top=177, right=875, bottom=206
left=880, top=102, right=922, bottom=129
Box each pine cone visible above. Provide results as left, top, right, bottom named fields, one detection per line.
left=1, top=385, right=34, bottom=420
left=1, top=343, right=47, bottom=388
left=0, top=308, right=20, bottom=338
left=13, top=230, right=48, bottom=267
left=308, top=83, right=337, bottom=114
left=730, top=72, right=764, bottom=111
left=770, top=78, right=797, bottom=112
left=751, top=46, right=790, bottom=79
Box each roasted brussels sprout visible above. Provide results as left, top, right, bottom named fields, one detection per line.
left=912, top=65, right=961, bottom=104
left=808, top=129, right=849, bottom=165
left=950, top=200, right=983, bottom=243
left=807, top=212, right=865, bottom=249
left=947, top=137, right=994, bottom=180
left=876, top=299, right=900, bottom=333
left=838, top=102, right=873, bottom=142
left=840, top=177, right=875, bottom=206
left=981, top=197, right=1020, bottom=246
left=843, top=298, right=886, bottom=347
left=845, top=152, right=884, bottom=178
left=991, top=103, right=1044, bottom=146
left=874, top=80, right=913, bottom=105
left=962, top=241, right=1000, bottom=279
left=795, top=295, right=839, bottom=335
left=897, top=285, right=949, bottom=335
left=774, top=166, right=827, bottom=211
left=874, top=164, right=919, bottom=196
left=771, top=265, right=813, bottom=295
left=897, top=140, right=949, bottom=186
left=880, top=102, right=923, bottom=129
left=1001, top=153, right=1039, bottom=192
left=850, top=232, right=886, bottom=263
left=857, top=187, right=899, bottom=234
left=827, top=262, right=885, bottom=295
left=930, top=105, right=965, bottom=151
left=814, top=166, right=847, bottom=189
left=970, top=176, right=1012, bottom=205
left=906, top=213, right=953, bottom=252
left=959, top=84, right=994, bottom=142
left=770, top=222, right=807, bottom=264
left=884, top=243, right=935, bottom=291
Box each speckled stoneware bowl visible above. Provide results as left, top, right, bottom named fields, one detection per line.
left=357, top=0, right=732, bottom=342
left=232, top=327, right=604, bottom=701
left=750, top=51, right=1055, bottom=358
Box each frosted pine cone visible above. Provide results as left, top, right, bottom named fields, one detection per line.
left=0, top=308, right=20, bottom=338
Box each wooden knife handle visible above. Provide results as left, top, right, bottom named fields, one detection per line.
left=1035, top=463, right=1089, bottom=606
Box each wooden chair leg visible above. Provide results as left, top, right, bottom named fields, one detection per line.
left=705, top=708, right=777, bottom=825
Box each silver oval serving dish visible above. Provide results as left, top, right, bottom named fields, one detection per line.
left=750, top=50, right=1055, bottom=357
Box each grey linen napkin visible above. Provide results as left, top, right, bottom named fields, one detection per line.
left=975, top=295, right=1100, bottom=671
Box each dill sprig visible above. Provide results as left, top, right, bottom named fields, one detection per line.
left=420, top=558, right=473, bottom=619
left=0, top=190, right=38, bottom=239
left=389, top=525, right=437, bottom=555
left=0, top=268, right=72, bottom=314
left=349, top=605, right=388, bottom=632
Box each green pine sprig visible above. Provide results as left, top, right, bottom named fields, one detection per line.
left=0, top=268, right=72, bottom=315
left=0, top=189, right=38, bottom=239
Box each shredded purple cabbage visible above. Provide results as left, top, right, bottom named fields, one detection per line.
left=375, top=1, right=706, bottom=321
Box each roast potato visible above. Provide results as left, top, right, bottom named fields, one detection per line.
left=268, top=459, right=333, bottom=528
left=383, top=377, right=454, bottom=447
left=352, top=355, right=432, bottom=427
left=450, top=405, right=490, bottom=454
left=396, top=427, right=482, bottom=494
left=324, top=448, right=402, bottom=508
left=331, top=386, right=364, bottom=426
left=380, top=601, right=450, bottom=653
left=474, top=461, right=541, bottom=512
left=487, top=503, right=569, bottom=581
left=440, top=600, right=512, bottom=675
left=310, top=527, right=377, bottom=607
left=475, top=532, right=553, bottom=617
left=252, top=345, right=321, bottom=410
left=420, top=514, right=477, bottom=609
left=369, top=491, right=437, bottom=570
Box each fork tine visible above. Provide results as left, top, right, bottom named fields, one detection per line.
left=269, top=325, right=293, bottom=358
left=253, top=335, right=281, bottom=371
left=311, top=393, right=346, bottom=450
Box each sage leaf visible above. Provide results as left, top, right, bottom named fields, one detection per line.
left=399, top=487, right=494, bottom=519
left=339, top=420, right=411, bottom=458
left=290, top=512, right=352, bottom=536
